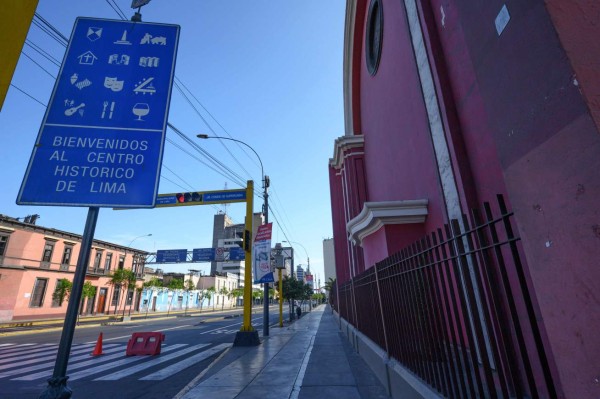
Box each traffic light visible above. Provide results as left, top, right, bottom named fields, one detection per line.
left=175, top=192, right=202, bottom=204
left=235, top=230, right=251, bottom=251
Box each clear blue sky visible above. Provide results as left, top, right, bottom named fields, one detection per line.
left=1, top=0, right=345, bottom=286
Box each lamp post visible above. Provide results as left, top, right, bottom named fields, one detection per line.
left=127, top=233, right=152, bottom=248
left=197, top=134, right=271, bottom=337
left=122, top=233, right=151, bottom=317
left=283, top=240, right=309, bottom=273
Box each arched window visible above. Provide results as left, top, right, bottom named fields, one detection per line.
left=365, top=0, right=383, bottom=76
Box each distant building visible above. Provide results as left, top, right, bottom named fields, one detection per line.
left=210, top=212, right=263, bottom=287
left=0, top=214, right=147, bottom=321
left=295, top=265, right=305, bottom=282
left=322, top=238, right=335, bottom=284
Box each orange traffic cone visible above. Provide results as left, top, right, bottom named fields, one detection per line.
left=91, top=332, right=104, bottom=356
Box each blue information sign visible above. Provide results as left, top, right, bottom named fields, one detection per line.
left=228, top=247, right=245, bottom=261
left=17, top=17, right=179, bottom=207
left=192, top=248, right=215, bottom=262
left=156, top=249, right=187, bottom=263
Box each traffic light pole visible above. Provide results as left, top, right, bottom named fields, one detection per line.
left=234, top=180, right=260, bottom=346
left=263, top=176, right=270, bottom=337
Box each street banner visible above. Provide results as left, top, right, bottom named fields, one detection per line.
left=253, top=223, right=274, bottom=284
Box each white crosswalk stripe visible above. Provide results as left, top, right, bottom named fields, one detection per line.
left=9, top=345, right=126, bottom=380
left=0, top=342, right=228, bottom=382
left=140, top=343, right=231, bottom=381
left=67, top=344, right=187, bottom=381
left=0, top=344, right=121, bottom=378
left=94, top=343, right=210, bottom=380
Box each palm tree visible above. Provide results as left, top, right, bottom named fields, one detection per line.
left=184, top=279, right=195, bottom=315
left=231, top=288, right=244, bottom=307
left=121, top=269, right=137, bottom=317
left=219, top=287, right=229, bottom=310
left=323, top=277, right=336, bottom=304
left=107, top=269, right=128, bottom=315
left=81, top=281, right=97, bottom=315
left=167, top=278, right=184, bottom=315
left=252, top=289, right=262, bottom=306
left=205, top=286, right=216, bottom=310
left=52, top=278, right=72, bottom=306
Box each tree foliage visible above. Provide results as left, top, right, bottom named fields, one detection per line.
left=168, top=278, right=185, bottom=290
left=143, top=277, right=162, bottom=288
left=52, top=278, right=72, bottom=305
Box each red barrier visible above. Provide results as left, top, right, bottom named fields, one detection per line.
left=125, top=332, right=165, bottom=356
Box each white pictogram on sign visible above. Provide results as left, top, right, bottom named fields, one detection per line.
left=77, top=51, right=97, bottom=65
left=132, top=103, right=150, bottom=121
left=70, top=73, right=92, bottom=90
left=134, top=77, right=156, bottom=95
left=114, top=30, right=132, bottom=45
left=87, top=27, right=102, bottom=41
left=139, top=57, right=159, bottom=67
left=104, top=77, right=124, bottom=92
left=108, top=54, right=130, bottom=65
left=140, top=33, right=167, bottom=45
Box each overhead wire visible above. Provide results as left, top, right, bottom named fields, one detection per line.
left=9, top=84, right=46, bottom=107
left=20, top=51, right=56, bottom=78
left=24, top=40, right=61, bottom=66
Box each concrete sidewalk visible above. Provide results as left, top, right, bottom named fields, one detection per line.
left=176, top=305, right=390, bottom=399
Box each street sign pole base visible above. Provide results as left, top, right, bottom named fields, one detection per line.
left=39, top=376, right=72, bottom=399
left=233, top=331, right=260, bottom=347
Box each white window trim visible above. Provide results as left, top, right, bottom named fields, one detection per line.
left=346, top=200, right=429, bottom=245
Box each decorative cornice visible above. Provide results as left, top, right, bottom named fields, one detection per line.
left=347, top=200, right=429, bottom=245
left=330, top=135, right=365, bottom=169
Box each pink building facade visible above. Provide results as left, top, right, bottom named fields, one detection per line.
left=329, top=1, right=600, bottom=398
left=0, top=215, right=147, bottom=322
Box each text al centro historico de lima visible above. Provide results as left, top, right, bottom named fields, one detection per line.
left=49, top=135, right=151, bottom=194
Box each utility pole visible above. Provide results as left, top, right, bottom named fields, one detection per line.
left=263, top=175, right=270, bottom=337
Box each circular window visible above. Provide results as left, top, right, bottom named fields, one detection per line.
left=365, top=0, right=383, bottom=76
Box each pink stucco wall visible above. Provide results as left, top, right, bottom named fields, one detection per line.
left=420, top=1, right=600, bottom=397
left=356, top=0, right=448, bottom=267
left=0, top=221, right=144, bottom=321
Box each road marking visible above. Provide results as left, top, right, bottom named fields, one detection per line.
left=95, top=343, right=210, bottom=380
left=8, top=345, right=124, bottom=380
left=0, top=343, right=108, bottom=365
left=0, top=344, right=108, bottom=377
left=198, top=322, right=242, bottom=335
left=68, top=344, right=187, bottom=381
left=0, top=345, right=59, bottom=361
left=155, top=325, right=191, bottom=332
left=140, top=343, right=231, bottom=380
left=0, top=343, right=41, bottom=358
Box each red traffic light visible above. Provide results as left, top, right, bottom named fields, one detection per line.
left=175, top=192, right=202, bottom=204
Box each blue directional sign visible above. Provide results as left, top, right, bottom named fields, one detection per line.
left=192, top=248, right=215, bottom=262
left=203, top=190, right=246, bottom=203
left=17, top=17, right=180, bottom=208
left=229, top=247, right=245, bottom=261
left=156, top=249, right=187, bottom=263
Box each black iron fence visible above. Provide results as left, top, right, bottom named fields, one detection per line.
left=331, top=195, right=557, bottom=398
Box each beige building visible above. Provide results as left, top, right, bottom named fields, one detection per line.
left=0, top=214, right=147, bottom=321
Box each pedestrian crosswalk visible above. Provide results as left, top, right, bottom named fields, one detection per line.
left=0, top=341, right=230, bottom=382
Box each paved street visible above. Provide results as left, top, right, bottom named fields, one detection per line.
left=0, top=306, right=287, bottom=399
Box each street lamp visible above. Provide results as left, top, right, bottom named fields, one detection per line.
left=127, top=233, right=152, bottom=248
left=197, top=134, right=272, bottom=338
left=283, top=240, right=310, bottom=271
